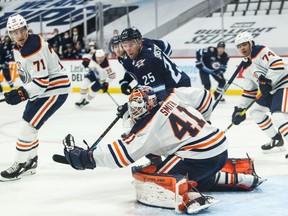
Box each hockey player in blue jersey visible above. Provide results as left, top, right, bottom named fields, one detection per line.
left=196, top=41, right=230, bottom=102
left=0, top=35, right=14, bottom=92
left=110, top=30, right=173, bottom=95
left=119, top=27, right=190, bottom=94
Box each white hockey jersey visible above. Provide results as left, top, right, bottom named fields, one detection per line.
left=239, top=45, right=288, bottom=108
left=13, top=34, right=71, bottom=99
left=93, top=90, right=228, bottom=169
left=82, top=52, right=116, bottom=83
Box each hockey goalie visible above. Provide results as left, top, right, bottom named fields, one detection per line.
left=55, top=86, right=264, bottom=214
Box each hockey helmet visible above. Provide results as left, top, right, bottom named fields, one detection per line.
left=95, top=49, right=105, bottom=58
left=120, top=27, right=142, bottom=42
left=235, top=32, right=254, bottom=47
left=128, top=86, right=157, bottom=121
left=7, top=14, right=28, bottom=33
left=217, top=41, right=225, bottom=48
left=111, top=35, right=121, bottom=46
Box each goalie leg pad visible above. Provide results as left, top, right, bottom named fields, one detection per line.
left=212, top=171, right=265, bottom=191
left=132, top=167, right=217, bottom=214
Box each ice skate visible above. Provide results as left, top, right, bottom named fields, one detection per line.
left=75, top=98, right=89, bottom=107
left=185, top=196, right=219, bottom=214
left=261, top=133, right=285, bottom=154
left=214, top=92, right=225, bottom=102
left=0, top=156, right=38, bottom=182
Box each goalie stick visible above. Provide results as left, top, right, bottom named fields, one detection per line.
left=0, top=98, right=6, bottom=103
left=53, top=115, right=121, bottom=165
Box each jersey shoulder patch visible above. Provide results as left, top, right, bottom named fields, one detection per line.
left=20, top=34, right=42, bottom=57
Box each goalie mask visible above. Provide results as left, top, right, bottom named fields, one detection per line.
left=128, top=86, right=157, bottom=121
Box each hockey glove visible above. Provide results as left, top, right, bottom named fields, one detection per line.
left=120, top=82, right=132, bottom=95
left=4, top=86, right=29, bottom=105
left=117, top=103, right=128, bottom=118
left=258, top=75, right=272, bottom=97
left=195, top=61, right=203, bottom=70
left=232, top=106, right=246, bottom=125
left=63, top=134, right=96, bottom=170
left=101, top=82, right=109, bottom=93
left=81, top=58, right=90, bottom=68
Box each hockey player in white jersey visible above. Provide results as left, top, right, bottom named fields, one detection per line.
left=232, top=32, right=287, bottom=154
left=0, top=14, right=71, bottom=181
left=75, top=49, right=116, bottom=107
left=58, top=86, right=263, bottom=214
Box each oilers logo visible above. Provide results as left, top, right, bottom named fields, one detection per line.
left=16, top=61, right=31, bottom=83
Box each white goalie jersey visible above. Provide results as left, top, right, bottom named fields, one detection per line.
left=13, top=34, right=71, bottom=99
left=93, top=90, right=228, bottom=169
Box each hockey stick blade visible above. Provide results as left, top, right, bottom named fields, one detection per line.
left=52, top=154, right=70, bottom=165
left=0, top=98, right=6, bottom=103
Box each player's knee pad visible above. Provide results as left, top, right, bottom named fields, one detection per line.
left=80, top=78, right=92, bottom=90
left=250, top=104, right=270, bottom=122
left=90, top=81, right=101, bottom=92
left=18, top=120, right=38, bottom=142
left=131, top=165, right=198, bottom=214
left=16, top=120, right=39, bottom=152
left=203, top=83, right=211, bottom=91
left=271, top=112, right=288, bottom=129
left=217, top=79, right=225, bottom=88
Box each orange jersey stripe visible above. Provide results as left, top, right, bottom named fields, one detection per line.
left=49, top=79, right=70, bottom=87
left=198, top=93, right=211, bottom=113
left=182, top=131, right=224, bottom=150
left=36, top=78, right=49, bottom=85
left=112, top=141, right=129, bottom=166
left=158, top=156, right=180, bottom=173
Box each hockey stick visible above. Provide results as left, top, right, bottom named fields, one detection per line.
left=224, top=78, right=244, bottom=89
left=53, top=115, right=121, bottom=164
left=106, top=91, right=120, bottom=106
left=0, top=98, right=6, bottom=103
left=224, top=93, right=262, bottom=133
left=213, top=60, right=246, bottom=110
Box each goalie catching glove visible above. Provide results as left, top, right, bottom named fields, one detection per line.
left=63, top=134, right=96, bottom=170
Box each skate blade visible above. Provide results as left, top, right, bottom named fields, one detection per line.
left=0, top=176, right=21, bottom=182
left=186, top=199, right=220, bottom=214
left=262, top=146, right=286, bottom=154
left=21, top=168, right=36, bottom=177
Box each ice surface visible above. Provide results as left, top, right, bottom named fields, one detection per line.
left=0, top=93, right=288, bottom=216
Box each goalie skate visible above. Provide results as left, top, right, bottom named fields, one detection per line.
left=186, top=196, right=219, bottom=214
